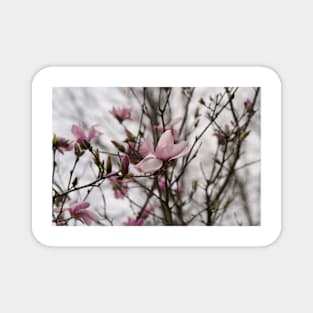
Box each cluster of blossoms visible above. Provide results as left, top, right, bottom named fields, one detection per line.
left=53, top=94, right=254, bottom=226
left=53, top=124, right=103, bottom=155
left=53, top=123, right=104, bottom=225
left=53, top=104, right=189, bottom=226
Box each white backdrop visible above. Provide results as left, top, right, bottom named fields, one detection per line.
left=0, top=0, right=310, bottom=312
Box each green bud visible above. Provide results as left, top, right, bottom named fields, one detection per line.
left=52, top=134, right=57, bottom=146
left=199, top=98, right=205, bottom=105
left=111, top=140, right=126, bottom=152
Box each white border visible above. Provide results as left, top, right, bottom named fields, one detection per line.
left=32, top=67, right=281, bottom=247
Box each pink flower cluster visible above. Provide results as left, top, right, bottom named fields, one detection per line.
left=54, top=124, right=103, bottom=155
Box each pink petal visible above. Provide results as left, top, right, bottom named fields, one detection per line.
left=64, top=142, right=74, bottom=151
left=71, top=125, right=86, bottom=141
left=56, top=147, right=65, bottom=154
left=156, top=130, right=174, bottom=149
left=71, top=202, right=90, bottom=212
left=80, top=214, right=93, bottom=225
left=82, top=210, right=100, bottom=224
left=87, top=126, right=103, bottom=141
left=155, top=130, right=174, bottom=159
left=155, top=130, right=188, bottom=160
left=168, top=141, right=188, bottom=160
left=113, top=189, right=124, bottom=199
left=139, top=135, right=155, bottom=157
left=135, top=154, right=163, bottom=174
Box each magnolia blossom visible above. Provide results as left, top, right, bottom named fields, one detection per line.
left=111, top=107, right=132, bottom=122
left=154, top=117, right=182, bottom=142
left=71, top=124, right=103, bottom=145
left=109, top=176, right=129, bottom=199
left=135, top=130, right=188, bottom=174
left=55, top=136, right=73, bottom=154
left=55, top=202, right=100, bottom=225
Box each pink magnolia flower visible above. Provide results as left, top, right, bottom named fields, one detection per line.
left=110, top=107, right=132, bottom=123
left=63, top=202, right=100, bottom=225
left=55, top=136, right=74, bottom=154
left=71, top=124, right=103, bottom=145
left=153, top=117, right=182, bottom=142
left=135, top=130, right=188, bottom=174
left=109, top=176, right=129, bottom=199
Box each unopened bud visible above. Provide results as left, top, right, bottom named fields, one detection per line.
left=199, top=98, right=205, bottom=105
left=111, top=140, right=126, bottom=152
left=106, top=155, right=112, bottom=174
left=124, top=128, right=137, bottom=142
left=74, top=143, right=84, bottom=158
left=224, top=124, right=230, bottom=136
left=244, top=98, right=253, bottom=112
left=120, top=154, right=130, bottom=175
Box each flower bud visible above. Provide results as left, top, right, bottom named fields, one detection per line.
left=120, top=154, right=130, bottom=175
left=224, top=124, right=230, bottom=136
left=124, top=128, right=137, bottom=142
left=74, top=143, right=84, bottom=158
left=244, top=98, right=253, bottom=112
left=106, top=155, right=112, bottom=174
left=111, top=140, right=126, bottom=152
